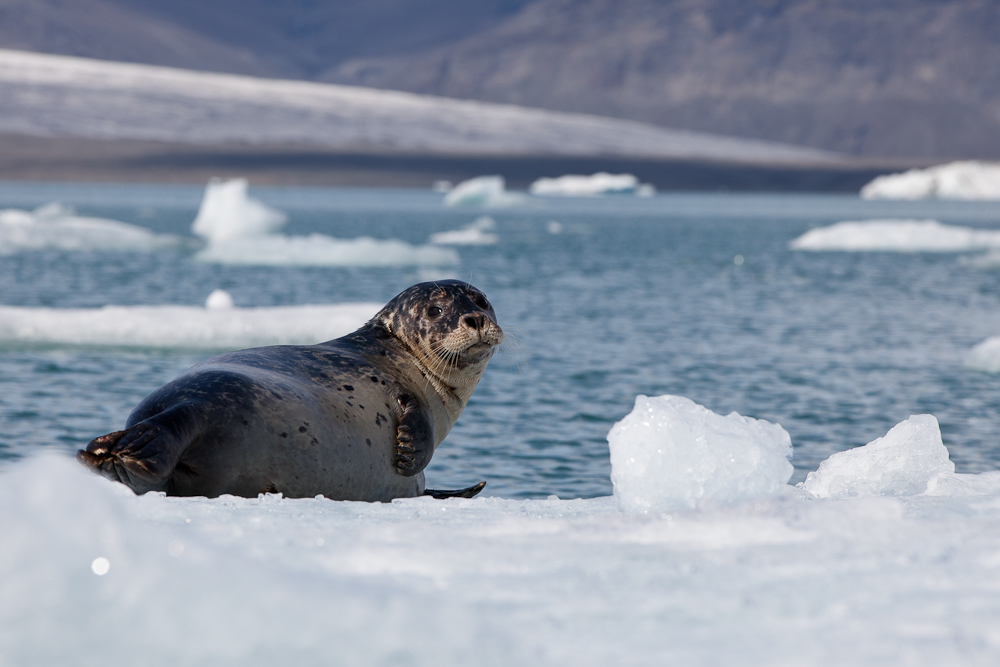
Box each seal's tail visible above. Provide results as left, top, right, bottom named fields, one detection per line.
left=77, top=422, right=178, bottom=494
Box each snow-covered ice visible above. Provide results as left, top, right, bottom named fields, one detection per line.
left=608, top=395, right=793, bottom=513
left=442, top=176, right=525, bottom=208
left=789, top=219, right=1000, bottom=252
left=0, top=202, right=184, bottom=254
left=0, top=300, right=379, bottom=349
left=7, top=404, right=1000, bottom=665
left=529, top=172, right=643, bottom=197
left=191, top=179, right=458, bottom=267
left=861, top=161, right=1000, bottom=200
left=428, top=216, right=499, bottom=245
left=0, top=49, right=838, bottom=164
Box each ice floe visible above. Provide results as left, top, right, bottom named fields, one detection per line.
left=789, top=219, right=1000, bottom=252
left=428, top=216, right=498, bottom=245
left=7, top=401, right=1000, bottom=664
left=442, top=176, right=525, bottom=208
left=965, top=336, right=1000, bottom=373
left=191, top=179, right=458, bottom=267
left=529, top=172, right=651, bottom=197
left=0, top=202, right=184, bottom=254
left=0, top=297, right=379, bottom=349
left=861, top=161, right=1000, bottom=200
left=608, top=395, right=793, bottom=513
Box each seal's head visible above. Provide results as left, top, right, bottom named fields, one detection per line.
left=377, top=280, right=503, bottom=398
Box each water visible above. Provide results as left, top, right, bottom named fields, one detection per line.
left=3, top=183, right=1000, bottom=499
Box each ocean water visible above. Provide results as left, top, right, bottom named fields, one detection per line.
left=2, top=183, right=1000, bottom=498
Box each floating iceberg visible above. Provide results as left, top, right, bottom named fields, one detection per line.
left=0, top=297, right=379, bottom=349
left=428, top=216, right=499, bottom=246
left=442, top=176, right=524, bottom=208
left=0, top=203, right=184, bottom=255
left=789, top=219, right=1000, bottom=252
left=608, top=395, right=793, bottom=513
left=965, top=336, right=1000, bottom=373
left=529, top=172, right=645, bottom=197
left=191, top=179, right=458, bottom=267
left=861, top=161, right=1000, bottom=200
left=191, top=178, right=287, bottom=244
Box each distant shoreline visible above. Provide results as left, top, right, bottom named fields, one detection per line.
left=0, top=133, right=926, bottom=192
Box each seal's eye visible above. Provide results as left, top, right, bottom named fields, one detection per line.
left=427, top=306, right=443, bottom=318
left=474, top=294, right=490, bottom=310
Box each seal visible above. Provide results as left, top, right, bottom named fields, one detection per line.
left=76, top=280, right=503, bottom=501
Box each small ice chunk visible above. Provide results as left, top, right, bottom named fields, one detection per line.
left=192, top=178, right=287, bottom=244
left=443, top=176, right=524, bottom=207
left=789, top=219, right=1000, bottom=252
left=800, top=415, right=953, bottom=498
left=431, top=180, right=453, bottom=193
left=965, top=336, right=1000, bottom=373
left=607, top=395, right=793, bottom=514
left=429, top=216, right=498, bottom=245
left=529, top=172, right=639, bottom=197
left=205, top=289, right=234, bottom=310
left=924, top=471, right=1000, bottom=497
left=546, top=220, right=563, bottom=234
left=860, top=161, right=1000, bottom=200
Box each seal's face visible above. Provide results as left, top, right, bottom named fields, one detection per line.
left=378, top=280, right=503, bottom=390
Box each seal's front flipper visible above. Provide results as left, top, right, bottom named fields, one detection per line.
left=423, top=481, right=487, bottom=499
left=77, top=407, right=196, bottom=494
left=394, top=393, right=435, bottom=477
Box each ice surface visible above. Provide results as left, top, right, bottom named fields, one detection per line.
left=789, top=219, right=1000, bottom=252
left=443, top=176, right=525, bottom=208
left=428, top=216, right=499, bottom=245
left=191, top=178, right=287, bottom=244
left=607, top=395, right=793, bottom=513
left=0, top=49, right=839, bottom=165
left=8, top=442, right=1000, bottom=665
left=965, top=336, right=1000, bottom=373
left=0, top=202, right=183, bottom=254
left=191, top=179, right=458, bottom=267
left=529, top=172, right=641, bottom=196
left=801, top=415, right=953, bottom=498
left=861, top=161, right=1000, bottom=200
left=0, top=301, right=379, bottom=349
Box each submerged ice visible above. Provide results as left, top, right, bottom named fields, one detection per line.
left=193, top=179, right=457, bottom=267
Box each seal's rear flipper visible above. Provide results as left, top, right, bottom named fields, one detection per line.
left=77, top=417, right=188, bottom=494
left=423, top=481, right=486, bottom=499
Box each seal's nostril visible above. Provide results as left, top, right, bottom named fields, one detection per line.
left=463, top=314, right=485, bottom=330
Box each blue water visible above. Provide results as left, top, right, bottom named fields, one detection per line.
left=3, top=183, right=1000, bottom=498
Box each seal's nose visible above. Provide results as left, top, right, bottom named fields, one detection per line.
left=462, top=313, right=488, bottom=330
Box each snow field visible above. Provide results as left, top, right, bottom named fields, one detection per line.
left=7, top=396, right=1000, bottom=665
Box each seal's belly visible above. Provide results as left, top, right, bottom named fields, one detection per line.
left=165, top=369, right=420, bottom=501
